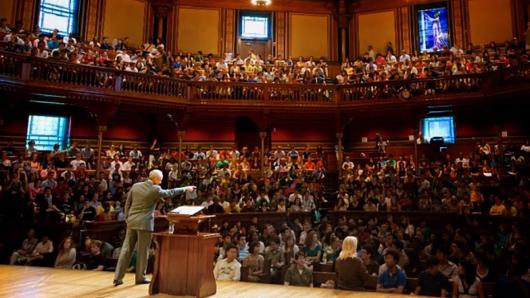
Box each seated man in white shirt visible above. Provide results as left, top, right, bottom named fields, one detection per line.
left=129, top=145, right=143, bottom=160
left=121, top=156, right=135, bottom=172
left=399, top=50, right=411, bottom=63
left=70, top=153, right=86, bottom=170
left=213, top=244, right=241, bottom=281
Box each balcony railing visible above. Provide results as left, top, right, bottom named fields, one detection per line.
left=1, top=50, right=529, bottom=107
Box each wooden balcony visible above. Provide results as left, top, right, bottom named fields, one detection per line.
left=1, top=50, right=529, bottom=112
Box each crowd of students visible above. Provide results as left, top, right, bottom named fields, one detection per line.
left=1, top=137, right=528, bottom=297
left=336, top=140, right=529, bottom=217
left=211, top=209, right=528, bottom=296
left=2, top=17, right=528, bottom=86
left=0, top=140, right=329, bottom=225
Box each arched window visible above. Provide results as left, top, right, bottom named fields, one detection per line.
left=38, top=0, right=79, bottom=35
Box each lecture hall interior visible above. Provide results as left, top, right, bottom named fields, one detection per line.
left=0, top=0, right=529, bottom=297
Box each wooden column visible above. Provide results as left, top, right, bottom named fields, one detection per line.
left=177, top=130, right=185, bottom=178
left=336, top=132, right=344, bottom=176
left=336, top=0, right=351, bottom=61
left=149, top=0, right=175, bottom=48
left=259, top=131, right=267, bottom=177
left=86, top=103, right=117, bottom=177
left=96, top=125, right=107, bottom=177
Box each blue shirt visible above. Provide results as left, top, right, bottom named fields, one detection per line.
left=378, top=267, right=407, bottom=289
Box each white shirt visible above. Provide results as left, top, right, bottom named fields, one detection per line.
left=342, top=161, right=354, bottom=170
left=455, top=157, right=470, bottom=168
left=70, top=159, right=86, bottom=170
left=129, top=150, right=143, bottom=159
left=110, top=160, right=123, bottom=170
left=399, top=54, right=411, bottom=62
left=213, top=258, right=241, bottom=281
left=454, top=275, right=480, bottom=297
left=121, top=161, right=134, bottom=171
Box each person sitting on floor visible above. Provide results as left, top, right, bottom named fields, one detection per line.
left=86, top=240, right=105, bottom=271
left=376, top=249, right=407, bottom=293
left=54, top=236, right=77, bottom=269
left=214, top=244, right=241, bottom=281
left=26, top=235, right=54, bottom=266
left=334, top=236, right=375, bottom=291
left=415, top=257, right=450, bottom=297
left=9, top=228, right=38, bottom=265
left=284, top=252, right=313, bottom=287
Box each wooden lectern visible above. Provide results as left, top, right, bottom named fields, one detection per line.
left=149, top=206, right=220, bottom=298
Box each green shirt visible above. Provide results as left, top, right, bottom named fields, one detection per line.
left=284, top=264, right=313, bottom=286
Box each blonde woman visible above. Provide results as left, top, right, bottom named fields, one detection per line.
left=334, top=236, right=374, bottom=290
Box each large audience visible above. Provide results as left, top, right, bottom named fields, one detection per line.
left=1, top=17, right=529, bottom=86
left=1, top=136, right=529, bottom=296
left=1, top=16, right=530, bottom=298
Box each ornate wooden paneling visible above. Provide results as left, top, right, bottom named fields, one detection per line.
left=398, top=6, right=411, bottom=53
left=275, top=11, right=287, bottom=58
left=223, top=8, right=235, bottom=55
left=84, top=0, right=103, bottom=39
left=511, top=0, right=526, bottom=39
left=451, top=0, right=466, bottom=48
left=20, top=0, right=37, bottom=30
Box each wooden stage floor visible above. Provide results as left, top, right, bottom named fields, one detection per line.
left=0, top=265, right=411, bottom=298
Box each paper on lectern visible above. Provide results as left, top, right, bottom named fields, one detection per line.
left=170, top=206, right=204, bottom=216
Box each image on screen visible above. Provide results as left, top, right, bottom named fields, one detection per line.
left=417, top=6, right=450, bottom=52
left=241, top=16, right=269, bottom=39
left=423, top=116, right=455, bottom=144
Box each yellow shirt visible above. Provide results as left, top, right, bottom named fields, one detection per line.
left=489, top=204, right=506, bottom=216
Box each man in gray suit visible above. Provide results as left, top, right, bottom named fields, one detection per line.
left=113, top=169, right=196, bottom=286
